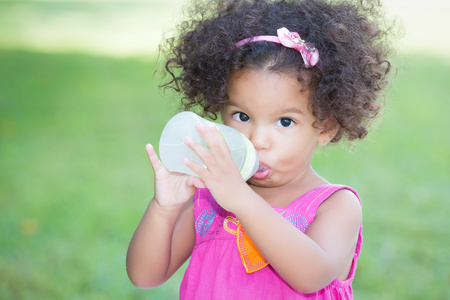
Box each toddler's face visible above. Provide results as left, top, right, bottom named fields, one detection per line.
left=223, top=69, right=326, bottom=189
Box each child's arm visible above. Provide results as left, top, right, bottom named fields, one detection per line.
left=126, top=144, right=197, bottom=289
left=233, top=188, right=361, bottom=293
left=184, top=123, right=362, bottom=293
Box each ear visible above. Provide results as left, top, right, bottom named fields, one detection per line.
left=317, top=117, right=340, bottom=146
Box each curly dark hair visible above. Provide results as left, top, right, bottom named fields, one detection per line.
left=160, top=0, right=395, bottom=142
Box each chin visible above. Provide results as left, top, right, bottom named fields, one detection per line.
left=247, top=178, right=274, bottom=188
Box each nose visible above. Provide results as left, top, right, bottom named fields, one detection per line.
left=248, top=126, right=269, bottom=151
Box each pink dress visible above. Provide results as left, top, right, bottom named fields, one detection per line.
left=180, top=185, right=363, bottom=299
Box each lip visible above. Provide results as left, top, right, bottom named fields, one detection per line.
left=251, top=161, right=270, bottom=180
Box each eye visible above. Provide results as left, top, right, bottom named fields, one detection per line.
left=232, top=112, right=250, bottom=122
left=276, top=118, right=294, bottom=128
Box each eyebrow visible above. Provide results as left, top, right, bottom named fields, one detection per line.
left=226, top=101, right=240, bottom=108
left=226, top=102, right=304, bottom=115
left=278, top=108, right=304, bottom=115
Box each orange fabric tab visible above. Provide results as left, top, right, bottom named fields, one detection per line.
left=236, top=224, right=269, bottom=273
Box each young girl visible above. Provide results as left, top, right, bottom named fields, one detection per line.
left=127, top=0, right=393, bottom=298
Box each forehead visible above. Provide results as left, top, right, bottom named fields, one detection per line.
left=226, top=69, right=311, bottom=113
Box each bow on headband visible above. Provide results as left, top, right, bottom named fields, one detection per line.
left=234, top=27, right=320, bottom=68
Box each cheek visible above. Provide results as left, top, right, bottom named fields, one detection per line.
left=224, top=119, right=248, bottom=135
left=277, top=149, right=302, bottom=166
left=222, top=119, right=236, bottom=132
left=275, top=135, right=317, bottom=164
left=272, top=138, right=301, bottom=164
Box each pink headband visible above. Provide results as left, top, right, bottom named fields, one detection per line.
left=234, top=27, right=320, bottom=68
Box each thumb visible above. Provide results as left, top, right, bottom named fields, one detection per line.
left=186, top=175, right=206, bottom=189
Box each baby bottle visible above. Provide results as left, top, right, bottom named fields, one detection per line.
left=159, top=111, right=259, bottom=181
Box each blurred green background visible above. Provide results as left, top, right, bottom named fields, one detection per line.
left=0, top=0, right=449, bottom=299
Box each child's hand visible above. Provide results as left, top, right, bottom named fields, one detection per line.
left=146, top=144, right=199, bottom=210
left=183, top=122, right=250, bottom=211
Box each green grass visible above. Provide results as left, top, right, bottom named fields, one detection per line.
left=0, top=49, right=449, bottom=299
left=313, top=55, right=450, bottom=299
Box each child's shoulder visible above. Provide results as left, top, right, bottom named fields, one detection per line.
left=314, top=184, right=361, bottom=212
left=313, top=185, right=362, bottom=229
left=286, top=184, right=360, bottom=218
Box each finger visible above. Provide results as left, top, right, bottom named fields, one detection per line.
left=183, top=157, right=209, bottom=178
left=145, top=144, right=165, bottom=173
left=196, top=122, right=230, bottom=158
left=184, top=136, right=217, bottom=169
